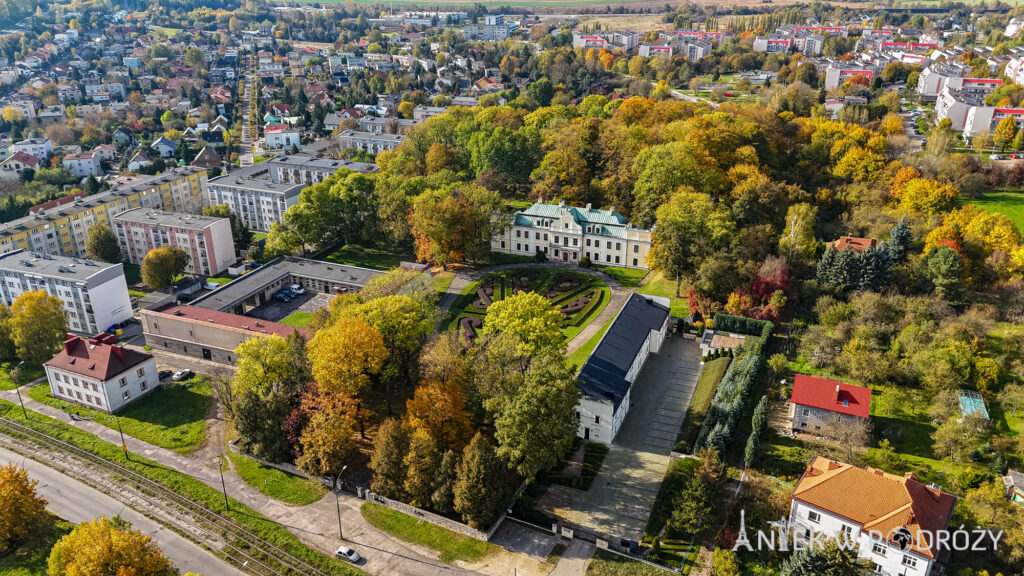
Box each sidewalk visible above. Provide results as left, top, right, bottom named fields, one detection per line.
left=550, top=538, right=595, bottom=576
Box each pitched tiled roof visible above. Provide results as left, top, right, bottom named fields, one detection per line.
left=45, top=333, right=152, bottom=381
left=830, top=235, right=877, bottom=253
left=791, top=374, right=871, bottom=418
left=793, top=457, right=956, bottom=560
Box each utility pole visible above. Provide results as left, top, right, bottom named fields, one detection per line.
left=335, top=465, right=347, bottom=540
left=116, top=416, right=129, bottom=461
left=12, top=361, right=26, bottom=419
left=216, top=459, right=229, bottom=511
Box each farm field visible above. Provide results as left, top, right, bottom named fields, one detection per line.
left=446, top=267, right=609, bottom=345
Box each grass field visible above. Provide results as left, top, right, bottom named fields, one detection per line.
left=324, top=244, right=411, bottom=271
left=0, top=361, right=44, bottom=391
left=433, top=271, right=455, bottom=295
left=566, top=317, right=613, bottom=370
left=0, top=513, right=74, bottom=576
left=595, top=266, right=648, bottom=289
left=587, top=548, right=668, bottom=576
left=280, top=311, right=314, bottom=327
left=637, top=273, right=690, bottom=317
left=28, top=377, right=212, bottom=453
left=644, top=457, right=699, bottom=541
left=969, top=191, right=1024, bottom=230
left=226, top=449, right=327, bottom=506
left=360, top=502, right=496, bottom=564
left=675, top=356, right=731, bottom=453
left=0, top=400, right=364, bottom=576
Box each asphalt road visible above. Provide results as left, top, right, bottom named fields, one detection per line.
left=0, top=446, right=245, bottom=576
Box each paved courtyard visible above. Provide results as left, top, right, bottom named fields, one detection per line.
left=545, top=336, right=702, bottom=539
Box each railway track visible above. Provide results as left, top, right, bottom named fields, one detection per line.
left=0, top=414, right=338, bottom=576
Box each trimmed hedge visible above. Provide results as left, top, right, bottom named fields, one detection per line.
left=712, top=314, right=774, bottom=339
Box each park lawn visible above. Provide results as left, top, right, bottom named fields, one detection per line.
left=28, top=377, right=213, bottom=453
left=280, top=311, right=314, bottom=327
left=969, top=191, right=1024, bottom=230
left=594, top=266, right=647, bottom=288
left=566, top=317, right=614, bottom=370
left=561, top=284, right=610, bottom=341
left=643, top=457, right=699, bottom=541
left=0, top=361, right=44, bottom=391
left=586, top=548, right=667, bottom=576
left=225, top=449, right=327, bottom=506
left=359, top=502, right=496, bottom=564
left=433, top=271, right=455, bottom=295
left=675, top=356, right=731, bottom=453
left=637, top=273, right=690, bottom=317
left=0, top=513, right=74, bottom=576
left=486, top=252, right=535, bottom=265
left=253, top=232, right=269, bottom=242
left=324, top=244, right=411, bottom=271
left=0, top=401, right=365, bottom=576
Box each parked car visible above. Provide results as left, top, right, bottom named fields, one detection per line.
left=248, top=262, right=261, bottom=269
left=279, top=288, right=294, bottom=297
left=273, top=293, right=290, bottom=303
left=172, top=369, right=193, bottom=381
left=990, top=154, right=1002, bottom=160
left=158, top=370, right=173, bottom=381
left=290, top=284, right=304, bottom=295
left=334, top=547, right=361, bottom=563
left=206, top=281, right=220, bottom=290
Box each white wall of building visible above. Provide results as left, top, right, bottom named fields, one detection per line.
left=45, top=356, right=158, bottom=413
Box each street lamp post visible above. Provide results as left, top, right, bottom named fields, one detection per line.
left=11, top=360, right=27, bottom=419
left=335, top=465, right=347, bottom=540
left=216, top=459, right=229, bottom=512
left=115, top=416, right=129, bottom=461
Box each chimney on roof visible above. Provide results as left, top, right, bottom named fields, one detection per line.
left=63, top=333, right=79, bottom=355
left=586, top=203, right=592, bottom=210
left=835, top=384, right=841, bottom=402
left=111, top=345, right=124, bottom=363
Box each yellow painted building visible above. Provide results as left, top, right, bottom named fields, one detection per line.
left=0, top=168, right=208, bottom=258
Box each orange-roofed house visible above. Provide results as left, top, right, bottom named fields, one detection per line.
left=789, top=374, right=871, bottom=433
left=830, top=235, right=877, bottom=253
left=44, top=333, right=158, bottom=413
left=789, top=456, right=955, bottom=576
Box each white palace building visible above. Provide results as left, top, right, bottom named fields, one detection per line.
left=490, top=200, right=652, bottom=270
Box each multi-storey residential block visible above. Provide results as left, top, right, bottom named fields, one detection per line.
left=205, top=164, right=303, bottom=233
left=266, top=154, right=377, bottom=186
left=823, top=63, right=877, bottom=90
left=789, top=457, right=955, bottom=576
left=13, top=137, right=52, bottom=159
left=754, top=28, right=824, bottom=55
left=44, top=333, right=158, bottom=413
left=336, top=130, right=405, bottom=154
left=0, top=249, right=133, bottom=333
left=490, top=201, right=652, bottom=270
left=0, top=168, right=208, bottom=258
left=62, top=151, right=102, bottom=177
left=356, top=116, right=420, bottom=134
left=571, top=30, right=639, bottom=51
left=917, top=62, right=999, bottom=99
left=112, top=209, right=235, bottom=276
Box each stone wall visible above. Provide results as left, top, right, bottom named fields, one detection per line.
left=364, top=491, right=505, bottom=541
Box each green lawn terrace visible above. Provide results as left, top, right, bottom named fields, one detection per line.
left=449, top=268, right=609, bottom=345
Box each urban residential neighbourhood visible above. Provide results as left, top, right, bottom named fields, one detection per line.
left=4, top=0, right=1024, bottom=576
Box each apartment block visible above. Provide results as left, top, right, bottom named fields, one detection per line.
left=112, top=208, right=235, bottom=276
left=336, top=130, right=405, bottom=154
left=0, top=168, right=208, bottom=258
left=0, top=249, right=133, bottom=333
left=267, top=154, right=377, bottom=186
left=205, top=164, right=303, bottom=233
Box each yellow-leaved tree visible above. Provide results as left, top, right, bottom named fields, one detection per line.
left=0, top=463, right=49, bottom=552
left=47, top=517, right=176, bottom=576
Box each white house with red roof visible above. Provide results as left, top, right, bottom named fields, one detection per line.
left=789, top=457, right=955, bottom=576
left=265, top=124, right=301, bottom=150
left=789, top=374, right=872, bottom=433
left=44, top=333, right=158, bottom=413
left=0, top=151, right=41, bottom=180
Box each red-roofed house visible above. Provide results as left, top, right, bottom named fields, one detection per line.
left=789, top=456, right=955, bottom=576
left=0, top=151, right=41, bottom=180
left=830, top=235, right=877, bottom=253
left=44, top=333, right=158, bottom=413
left=790, top=374, right=872, bottom=432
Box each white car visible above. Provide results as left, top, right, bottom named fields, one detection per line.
left=172, top=369, right=193, bottom=381
left=206, top=281, right=220, bottom=290
left=990, top=154, right=1002, bottom=160
left=334, top=546, right=361, bottom=563
left=290, top=284, right=305, bottom=295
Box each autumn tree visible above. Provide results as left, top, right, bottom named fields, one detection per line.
left=140, top=245, right=189, bottom=289
left=403, top=428, right=441, bottom=507
left=48, top=517, right=176, bottom=576
left=648, top=188, right=735, bottom=296
left=232, top=333, right=309, bottom=462
left=454, top=433, right=507, bottom=529
left=85, top=223, right=122, bottom=264
left=408, top=185, right=505, bottom=268
left=297, top=397, right=357, bottom=477
left=432, top=449, right=459, bottom=514
left=405, top=379, right=473, bottom=452
left=0, top=463, right=48, bottom=552
left=994, top=116, right=1019, bottom=152
left=7, top=291, right=68, bottom=365
left=369, top=418, right=410, bottom=500
left=308, top=317, right=387, bottom=398
left=481, top=291, right=564, bottom=356
left=778, top=203, right=818, bottom=265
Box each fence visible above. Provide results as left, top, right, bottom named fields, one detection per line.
left=364, top=491, right=506, bottom=541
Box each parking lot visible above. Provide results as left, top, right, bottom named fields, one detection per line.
left=244, top=290, right=334, bottom=324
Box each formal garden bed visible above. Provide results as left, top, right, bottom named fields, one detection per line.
left=445, top=268, right=609, bottom=344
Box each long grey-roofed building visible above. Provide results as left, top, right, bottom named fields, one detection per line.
left=188, top=255, right=383, bottom=314
left=266, top=154, right=377, bottom=186
left=575, top=293, right=670, bottom=444
left=0, top=249, right=133, bottom=333
left=205, top=164, right=303, bottom=233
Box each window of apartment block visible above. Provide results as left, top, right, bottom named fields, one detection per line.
left=137, top=367, right=145, bottom=377
left=140, top=381, right=148, bottom=391
left=122, top=390, right=131, bottom=401
left=119, top=377, right=128, bottom=387
left=808, top=510, right=820, bottom=523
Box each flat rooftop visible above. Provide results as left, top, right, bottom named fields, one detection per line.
left=113, top=208, right=226, bottom=230
left=208, top=164, right=303, bottom=195
left=0, top=249, right=121, bottom=282
left=188, top=255, right=383, bottom=311
left=266, top=154, right=378, bottom=175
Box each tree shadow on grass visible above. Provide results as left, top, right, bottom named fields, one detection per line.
left=872, top=415, right=936, bottom=459
left=119, top=381, right=212, bottom=429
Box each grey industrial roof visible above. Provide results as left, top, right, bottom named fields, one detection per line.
left=188, top=256, right=382, bottom=311
left=113, top=208, right=226, bottom=230
left=577, top=293, right=670, bottom=411
left=0, top=249, right=122, bottom=283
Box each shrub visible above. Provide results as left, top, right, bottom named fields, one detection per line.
left=579, top=256, right=592, bottom=268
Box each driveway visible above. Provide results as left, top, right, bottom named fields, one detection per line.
left=544, top=337, right=701, bottom=539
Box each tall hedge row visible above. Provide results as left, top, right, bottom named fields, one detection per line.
left=712, top=314, right=774, bottom=339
